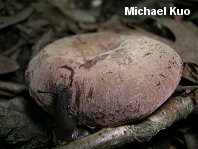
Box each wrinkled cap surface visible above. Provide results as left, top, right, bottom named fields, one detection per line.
left=26, top=32, right=183, bottom=127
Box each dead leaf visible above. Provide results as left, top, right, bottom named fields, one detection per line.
left=0, top=55, right=19, bottom=75
left=0, top=96, right=53, bottom=149
left=31, top=29, right=55, bottom=59
left=131, top=17, right=198, bottom=65
left=48, top=0, right=99, bottom=23
left=26, top=19, right=50, bottom=30
left=184, top=129, right=198, bottom=149
left=0, top=6, right=34, bottom=30
left=0, top=90, right=15, bottom=97
left=183, top=63, right=198, bottom=84
left=153, top=18, right=198, bottom=65
left=0, top=81, right=28, bottom=95
left=2, top=39, right=25, bottom=58
left=32, top=1, right=83, bottom=33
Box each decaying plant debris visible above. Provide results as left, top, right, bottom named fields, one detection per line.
left=1, top=0, right=198, bottom=149
left=56, top=95, right=195, bottom=149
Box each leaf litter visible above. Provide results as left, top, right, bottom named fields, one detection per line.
left=0, top=0, right=198, bottom=148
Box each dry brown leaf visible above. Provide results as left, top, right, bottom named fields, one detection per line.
left=0, top=96, right=52, bottom=149
left=0, top=90, right=15, bottom=97
left=0, top=55, right=19, bottom=75
left=48, top=0, right=99, bottom=23
left=184, top=129, right=198, bottom=149
left=0, top=81, right=28, bottom=94
left=183, top=63, right=198, bottom=84
left=0, top=6, right=34, bottom=30
left=33, top=1, right=83, bottom=34
left=26, top=19, right=50, bottom=29
left=31, top=29, right=55, bottom=59
left=154, top=18, right=198, bottom=65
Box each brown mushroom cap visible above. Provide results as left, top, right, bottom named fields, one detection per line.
left=26, top=32, right=183, bottom=127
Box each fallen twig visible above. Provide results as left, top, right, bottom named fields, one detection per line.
left=0, top=81, right=28, bottom=95
left=55, top=95, right=194, bottom=149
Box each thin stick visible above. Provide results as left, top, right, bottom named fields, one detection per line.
left=56, top=95, right=195, bottom=149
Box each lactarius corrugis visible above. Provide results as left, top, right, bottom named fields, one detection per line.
left=25, top=32, right=183, bottom=143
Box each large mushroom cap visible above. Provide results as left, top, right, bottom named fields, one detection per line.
left=26, top=32, right=183, bottom=127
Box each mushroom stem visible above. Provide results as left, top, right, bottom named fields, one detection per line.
left=55, top=94, right=195, bottom=149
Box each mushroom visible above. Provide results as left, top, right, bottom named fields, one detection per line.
left=25, top=32, right=183, bottom=144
